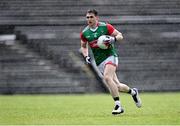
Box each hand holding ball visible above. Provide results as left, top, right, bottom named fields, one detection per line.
left=97, top=35, right=116, bottom=49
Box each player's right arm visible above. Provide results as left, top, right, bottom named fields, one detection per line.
left=81, top=40, right=91, bottom=64
left=80, top=32, right=91, bottom=64
left=81, top=40, right=89, bottom=57
left=80, top=32, right=89, bottom=57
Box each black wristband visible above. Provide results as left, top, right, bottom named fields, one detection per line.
left=114, top=36, right=117, bottom=42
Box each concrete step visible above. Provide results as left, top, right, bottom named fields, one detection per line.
left=1, top=4, right=179, bottom=16
left=0, top=78, right=81, bottom=87
left=118, top=60, right=179, bottom=71
left=1, top=15, right=180, bottom=25
left=118, top=70, right=180, bottom=80
left=129, top=80, right=180, bottom=92
left=1, top=0, right=179, bottom=6
left=0, top=86, right=86, bottom=94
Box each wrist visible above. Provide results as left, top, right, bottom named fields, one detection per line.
left=85, top=56, right=91, bottom=64
left=114, top=36, right=117, bottom=42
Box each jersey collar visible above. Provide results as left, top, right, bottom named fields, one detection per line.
left=89, top=22, right=99, bottom=32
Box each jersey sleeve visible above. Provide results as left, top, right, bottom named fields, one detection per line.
left=107, top=23, right=115, bottom=35
left=80, top=32, right=87, bottom=43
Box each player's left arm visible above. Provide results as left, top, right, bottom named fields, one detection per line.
left=107, top=23, right=123, bottom=42
left=111, top=29, right=123, bottom=42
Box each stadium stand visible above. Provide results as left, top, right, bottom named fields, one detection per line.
left=0, top=0, right=180, bottom=93
left=0, top=42, right=104, bottom=94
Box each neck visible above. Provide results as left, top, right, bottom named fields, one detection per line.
left=89, top=21, right=98, bottom=29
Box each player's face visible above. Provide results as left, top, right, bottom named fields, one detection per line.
left=86, top=13, right=98, bottom=27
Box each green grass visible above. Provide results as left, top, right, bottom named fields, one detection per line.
left=0, top=92, right=180, bottom=125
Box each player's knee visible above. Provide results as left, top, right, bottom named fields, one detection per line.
left=117, top=83, right=129, bottom=92
left=104, top=74, right=112, bottom=83
left=117, top=85, right=122, bottom=91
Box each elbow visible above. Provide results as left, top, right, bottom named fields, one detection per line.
left=120, top=35, right=123, bottom=40
left=119, top=33, right=123, bottom=40
left=116, top=33, right=123, bottom=42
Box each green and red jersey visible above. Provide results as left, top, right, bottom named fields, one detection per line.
left=80, top=22, right=118, bottom=65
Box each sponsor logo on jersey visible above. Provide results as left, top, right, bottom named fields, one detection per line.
left=89, top=40, right=99, bottom=48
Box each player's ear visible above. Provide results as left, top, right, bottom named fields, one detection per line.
left=96, top=16, right=99, bottom=21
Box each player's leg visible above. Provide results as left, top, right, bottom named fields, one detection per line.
left=104, top=64, right=124, bottom=114
left=113, top=73, right=130, bottom=92
left=113, top=73, right=142, bottom=108
left=104, top=64, right=119, bottom=98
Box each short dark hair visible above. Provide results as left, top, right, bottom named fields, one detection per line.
left=87, top=9, right=98, bottom=16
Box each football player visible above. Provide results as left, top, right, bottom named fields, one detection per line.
left=80, top=9, right=142, bottom=115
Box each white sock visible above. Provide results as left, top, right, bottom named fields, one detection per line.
left=115, top=100, right=121, bottom=106
left=131, top=89, right=136, bottom=96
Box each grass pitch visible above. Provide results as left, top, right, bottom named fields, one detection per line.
left=0, top=92, right=180, bottom=125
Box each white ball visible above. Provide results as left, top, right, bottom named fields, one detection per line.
left=97, top=35, right=110, bottom=49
